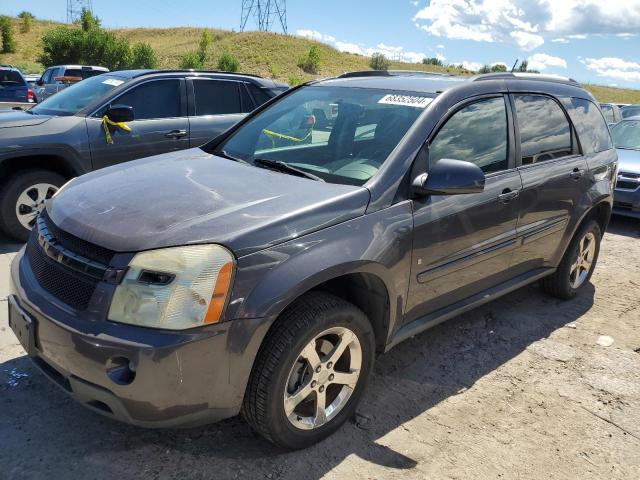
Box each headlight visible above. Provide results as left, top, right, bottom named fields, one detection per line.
left=108, top=245, right=234, bottom=330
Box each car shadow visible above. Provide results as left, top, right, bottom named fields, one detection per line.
left=0, top=233, right=22, bottom=255
left=0, top=282, right=595, bottom=479
left=607, top=215, right=640, bottom=238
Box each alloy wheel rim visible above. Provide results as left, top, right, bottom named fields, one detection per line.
left=15, top=183, right=58, bottom=230
left=284, top=326, right=362, bottom=430
left=569, top=231, right=596, bottom=289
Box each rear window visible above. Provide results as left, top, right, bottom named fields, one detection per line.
left=514, top=94, right=572, bottom=164
left=193, top=80, right=241, bottom=115
left=569, top=98, right=612, bottom=154
left=0, top=70, right=25, bottom=87
left=64, top=68, right=105, bottom=80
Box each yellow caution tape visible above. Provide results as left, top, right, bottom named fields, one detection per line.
left=262, top=128, right=312, bottom=147
left=102, top=115, right=132, bottom=144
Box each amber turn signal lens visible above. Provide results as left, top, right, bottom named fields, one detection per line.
left=203, top=262, right=233, bottom=324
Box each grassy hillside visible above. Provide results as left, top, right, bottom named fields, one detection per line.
left=2, top=17, right=639, bottom=103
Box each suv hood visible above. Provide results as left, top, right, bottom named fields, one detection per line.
left=616, top=148, right=640, bottom=175
left=48, top=148, right=370, bottom=257
left=0, top=110, right=52, bottom=128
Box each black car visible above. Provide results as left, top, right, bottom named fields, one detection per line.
left=8, top=71, right=616, bottom=449
left=0, top=69, right=287, bottom=240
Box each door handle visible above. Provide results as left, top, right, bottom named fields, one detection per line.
left=498, top=189, right=520, bottom=203
left=569, top=168, right=584, bottom=180
left=165, top=129, right=187, bottom=139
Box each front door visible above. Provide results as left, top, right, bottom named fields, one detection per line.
left=405, top=95, right=523, bottom=323
left=87, top=78, right=189, bottom=171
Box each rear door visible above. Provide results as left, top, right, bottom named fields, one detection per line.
left=405, top=95, right=523, bottom=322
left=509, top=93, right=590, bottom=274
left=87, top=78, right=190, bottom=170
left=187, top=78, right=248, bottom=147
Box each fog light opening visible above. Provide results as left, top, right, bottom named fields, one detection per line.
left=106, top=356, right=136, bottom=386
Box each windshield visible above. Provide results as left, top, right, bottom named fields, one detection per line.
left=611, top=120, right=640, bottom=151
left=621, top=106, right=640, bottom=119
left=216, top=86, right=431, bottom=186
left=32, top=74, right=127, bottom=116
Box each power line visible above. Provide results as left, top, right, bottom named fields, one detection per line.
left=66, top=0, right=93, bottom=23
left=240, top=0, right=287, bottom=34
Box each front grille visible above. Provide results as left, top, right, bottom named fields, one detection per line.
left=41, top=210, right=115, bottom=265
left=26, top=224, right=101, bottom=311
left=617, top=172, right=640, bottom=191
left=614, top=201, right=634, bottom=211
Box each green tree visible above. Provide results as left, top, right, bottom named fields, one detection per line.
left=130, top=42, right=158, bottom=69
left=198, top=29, right=212, bottom=64
left=80, top=8, right=100, bottom=31
left=298, top=45, right=321, bottom=74
left=217, top=50, right=240, bottom=72
left=180, top=52, right=203, bottom=69
left=369, top=52, right=390, bottom=71
left=422, top=57, right=443, bottom=67
left=18, top=11, right=34, bottom=33
left=478, top=65, right=491, bottom=74
left=491, top=63, right=507, bottom=72
left=517, top=60, right=529, bottom=72
left=0, top=16, right=17, bottom=54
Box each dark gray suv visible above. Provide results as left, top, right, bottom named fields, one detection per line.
left=7, top=71, right=617, bottom=449
left=0, top=69, right=287, bottom=241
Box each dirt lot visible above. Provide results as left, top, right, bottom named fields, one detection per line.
left=1, top=217, right=639, bottom=480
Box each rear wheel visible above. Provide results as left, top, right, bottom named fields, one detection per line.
left=540, top=219, right=601, bottom=299
left=242, top=292, right=375, bottom=449
left=0, top=169, right=65, bottom=241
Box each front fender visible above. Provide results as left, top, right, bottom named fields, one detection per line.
left=225, top=201, right=415, bottom=342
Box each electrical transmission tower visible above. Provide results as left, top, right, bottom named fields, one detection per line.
left=67, top=0, right=93, bottom=23
left=240, top=0, right=287, bottom=34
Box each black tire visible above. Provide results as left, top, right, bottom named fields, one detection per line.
left=0, top=169, right=66, bottom=242
left=242, top=291, right=375, bottom=449
left=540, top=219, right=601, bottom=300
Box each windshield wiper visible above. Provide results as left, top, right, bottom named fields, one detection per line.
left=253, top=158, right=325, bottom=182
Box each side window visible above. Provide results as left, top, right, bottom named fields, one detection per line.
left=568, top=98, right=612, bottom=154
left=601, top=105, right=614, bottom=124
left=429, top=97, right=509, bottom=174
left=41, top=68, right=53, bottom=84
left=114, top=80, right=181, bottom=120
left=514, top=95, right=572, bottom=165
left=193, top=80, right=241, bottom=115
left=247, top=84, right=272, bottom=107
left=239, top=84, right=255, bottom=113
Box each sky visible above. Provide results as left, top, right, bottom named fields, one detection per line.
left=4, top=0, right=640, bottom=88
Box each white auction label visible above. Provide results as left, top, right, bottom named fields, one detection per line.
left=102, top=79, right=125, bottom=86
left=378, top=94, right=433, bottom=108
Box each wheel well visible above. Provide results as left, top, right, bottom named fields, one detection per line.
left=0, top=155, right=77, bottom=184
left=585, top=201, right=611, bottom=237
left=311, top=273, right=391, bottom=354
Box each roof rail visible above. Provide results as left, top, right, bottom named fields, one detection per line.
left=338, top=70, right=456, bottom=79
left=471, top=72, right=580, bottom=86
left=135, top=69, right=264, bottom=79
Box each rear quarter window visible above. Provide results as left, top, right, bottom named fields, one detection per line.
left=568, top=98, right=612, bottom=154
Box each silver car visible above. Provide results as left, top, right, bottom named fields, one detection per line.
left=611, top=117, right=640, bottom=218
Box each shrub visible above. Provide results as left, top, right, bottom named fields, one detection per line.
left=491, top=63, right=507, bottom=72
left=298, top=46, right=321, bottom=74
left=180, top=52, right=203, bottom=69
left=288, top=73, right=306, bottom=86
left=18, top=11, right=34, bottom=33
left=39, top=27, right=85, bottom=66
left=80, top=8, right=100, bottom=31
left=0, top=16, right=17, bottom=54
left=130, top=42, right=158, bottom=69
left=198, top=30, right=212, bottom=64
left=478, top=65, right=491, bottom=74
left=369, top=52, right=390, bottom=71
left=217, top=50, right=240, bottom=72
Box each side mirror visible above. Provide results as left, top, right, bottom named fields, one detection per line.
left=36, top=79, right=44, bottom=86
left=105, top=104, right=134, bottom=123
left=413, top=158, right=485, bottom=196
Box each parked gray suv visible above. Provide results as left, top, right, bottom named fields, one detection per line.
left=7, top=71, right=617, bottom=449
left=0, top=69, right=287, bottom=240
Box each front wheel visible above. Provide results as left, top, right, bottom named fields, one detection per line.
left=242, top=292, right=375, bottom=449
left=540, top=219, right=601, bottom=299
left=0, top=169, right=66, bottom=241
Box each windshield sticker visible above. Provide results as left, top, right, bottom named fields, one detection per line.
left=102, top=79, right=124, bottom=86
left=378, top=94, right=433, bottom=109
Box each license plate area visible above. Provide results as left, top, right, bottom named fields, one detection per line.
left=7, top=296, right=37, bottom=356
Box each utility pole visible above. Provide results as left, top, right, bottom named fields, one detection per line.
left=67, top=0, right=93, bottom=24
left=240, top=0, right=287, bottom=34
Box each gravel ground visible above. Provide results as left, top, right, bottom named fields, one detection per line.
left=1, top=216, right=639, bottom=480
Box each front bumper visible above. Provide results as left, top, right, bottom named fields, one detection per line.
left=8, top=248, right=269, bottom=428
left=613, top=187, right=640, bottom=219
